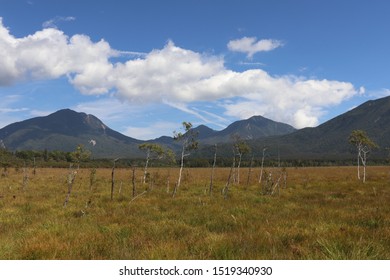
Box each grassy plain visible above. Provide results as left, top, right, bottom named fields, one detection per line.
left=0, top=165, right=389, bottom=259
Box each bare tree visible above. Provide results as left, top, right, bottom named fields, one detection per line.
left=172, top=122, right=198, bottom=197
left=222, top=154, right=235, bottom=199
left=349, top=130, right=378, bottom=183
left=139, top=143, right=164, bottom=184
left=246, top=155, right=254, bottom=187
left=63, top=165, right=77, bottom=207
left=232, top=134, right=251, bottom=185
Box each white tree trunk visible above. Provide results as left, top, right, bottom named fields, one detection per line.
left=361, top=151, right=367, bottom=183
left=143, top=150, right=150, bottom=184
left=357, top=150, right=360, bottom=180
left=177, top=147, right=185, bottom=189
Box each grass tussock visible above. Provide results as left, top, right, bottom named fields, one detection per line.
left=0, top=166, right=389, bottom=259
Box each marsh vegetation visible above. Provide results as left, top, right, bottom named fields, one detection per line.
left=0, top=166, right=389, bottom=259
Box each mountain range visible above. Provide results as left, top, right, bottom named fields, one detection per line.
left=1, top=95, right=390, bottom=160
left=245, top=96, right=390, bottom=160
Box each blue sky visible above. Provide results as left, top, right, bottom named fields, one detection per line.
left=1, top=0, right=390, bottom=139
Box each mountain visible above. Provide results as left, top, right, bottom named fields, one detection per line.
left=0, top=110, right=297, bottom=158
left=205, top=116, right=296, bottom=144
left=150, top=116, right=296, bottom=149
left=198, top=115, right=296, bottom=145
left=2, top=95, right=390, bottom=161
left=246, top=96, right=390, bottom=160
left=0, top=109, right=143, bottom=158
left=192, top=125, right=218, bottom=140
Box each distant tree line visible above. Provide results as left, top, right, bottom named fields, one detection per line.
left=1, top=149, right=389, bottom=169
left=1, top=128, right=389, bottom=170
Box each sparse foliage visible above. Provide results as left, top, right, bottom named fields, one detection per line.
left=139, top=143, right=174, bottom=184
left=232, top=134, right=251, bottom=185
left=70, top=144, right=91, bottom=169
left=261, top=168, right=287, bottom=195
left=172, top=122, right=198, bottom=197
left=63, top=165, right=77, bottom=207
left=349, top=130, right=378, bottom=183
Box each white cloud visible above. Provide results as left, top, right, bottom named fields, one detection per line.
left=42, top=16, right=76, bottom=29
left=227, top=37, right=283, bottom=58
left=108, top=40, right=227, bottom=103
left=293, top=107, right=323, bottom=128
left=0, top=18, right=114, bottom=87
left=0, top=20, right=359, bottom=129
left=221, top=73, right=356, bottom=128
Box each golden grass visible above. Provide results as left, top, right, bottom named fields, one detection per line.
left=0, top=166, right=389, bottom=259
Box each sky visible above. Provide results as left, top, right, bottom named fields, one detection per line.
left=1, top=0, right=390, bottom=140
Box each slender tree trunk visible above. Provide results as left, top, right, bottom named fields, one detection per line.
left=363, top=164, right=366, bottom=183
left=246, top=155, right=254, bottom=187
left=209, top=144, right=217, bottom=195
left=173, top=145, right=185, bottom=198
left=361, top=152, right=367, bottom=183
left=177, top=147, right=185, bottom=188
left=222, top=156, right=235, bottom=199
left=143, top=151, right=150, bottom=184
left=64, top=166, right=76, bottom=207
left=172, top=183, right=178, bottom=198
left=232, top=149, right=237, bottom=184
left=357, top=150, right=361, bottom=180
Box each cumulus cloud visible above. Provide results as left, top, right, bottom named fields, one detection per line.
left=0, top=19, right=359, bottom=128
left=221, top=74, right=356, bottom=128
left=0, top=17, right=114, bottom=87
left=227, top=37, right=283, bottom=58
